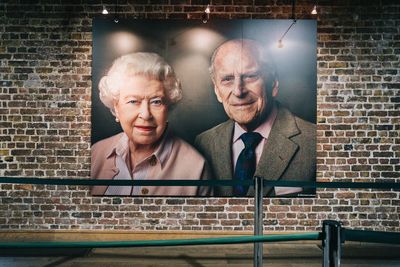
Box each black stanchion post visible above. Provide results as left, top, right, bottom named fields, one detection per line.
left=322, top=220, right=342, bottom=267
left=254, top=176, right=263, bottom=267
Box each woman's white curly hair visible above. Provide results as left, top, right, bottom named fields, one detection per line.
left=98, top=52, right=182, bottom=116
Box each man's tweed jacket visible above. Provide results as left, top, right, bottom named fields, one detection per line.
left=195, top=105, right=316, bottom=196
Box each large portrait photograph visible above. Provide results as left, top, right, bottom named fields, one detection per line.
left=91, top=19, right=317, bottom=197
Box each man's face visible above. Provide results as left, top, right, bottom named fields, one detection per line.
left=212, top=42, right=277, bottom=131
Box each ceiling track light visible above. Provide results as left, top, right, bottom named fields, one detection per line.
left=202, top=3, right=210, bottom=23
left=205, top=4, right=210, bottom=14
left=102, top=5, right=108, bottom=15
left=311, top=4, right=317, bottom=15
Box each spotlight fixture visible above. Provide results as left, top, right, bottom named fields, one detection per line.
left=102, top=5, right=108, bottom=15
left=202, top=12, right=209, bottom=24
left=277, top=19, right=296, bottom=48
left=202, top=3, right=210, bottom=23
left=278, top=39, right=284, bottom=48
left=205, top=4, right=210, bottom=14
left=311, top=5, right=317, bottom=15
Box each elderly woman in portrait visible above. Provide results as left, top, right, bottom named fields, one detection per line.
left=91, top=52, right=211, bottom=196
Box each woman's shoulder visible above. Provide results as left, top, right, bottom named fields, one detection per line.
left=91, top=132, right=125, bottom=156
left=93, top=132, right=124, bottom=146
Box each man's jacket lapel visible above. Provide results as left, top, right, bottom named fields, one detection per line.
left=249, top=106, right=300, bottom=196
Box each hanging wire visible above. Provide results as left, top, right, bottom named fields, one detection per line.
left=277, top=0, right=297, bottom=48
left=114, top=0, right=119, bottom=23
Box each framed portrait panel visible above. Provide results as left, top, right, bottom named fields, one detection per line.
left=91, top=19, right=317, bottom=197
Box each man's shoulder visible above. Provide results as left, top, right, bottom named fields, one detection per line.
left=171, top=135, right=206, bottom=163
left=277, top=105, right=315, bottom=135
left=292, top=113, right=316, bottom=136
left=196, top=120, right=233, bottom=142
left=276, top=106, right=316, bottom=152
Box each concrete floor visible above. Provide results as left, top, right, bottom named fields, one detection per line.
left=0, top=243, right=399, bottom=267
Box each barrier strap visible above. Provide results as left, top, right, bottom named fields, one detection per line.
left=0, top=177, right=399, bottom=189
left=0, top=233, right=321, bottom=249
left=343, top=229, right=400, bottom=244
left=1, top=227, right=399, bottom=249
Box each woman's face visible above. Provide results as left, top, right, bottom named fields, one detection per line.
left=114, top=75, right=168, bottom=149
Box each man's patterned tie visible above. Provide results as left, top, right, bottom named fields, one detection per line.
left=233, top=132, right=263, bottom=196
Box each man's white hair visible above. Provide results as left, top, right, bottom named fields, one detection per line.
left=99, top=52, right=182, bottom=116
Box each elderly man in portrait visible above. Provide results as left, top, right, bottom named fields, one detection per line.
left=195, top=39, right=316, bottom=197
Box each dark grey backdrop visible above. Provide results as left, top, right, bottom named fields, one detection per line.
left=92, top=19, right=317, bottom=145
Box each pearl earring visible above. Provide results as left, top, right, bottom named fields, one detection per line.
left=115, top=118, right=119, bottom=122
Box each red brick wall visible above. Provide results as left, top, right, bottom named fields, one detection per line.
left=0, top=0, right=399, bottom=231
